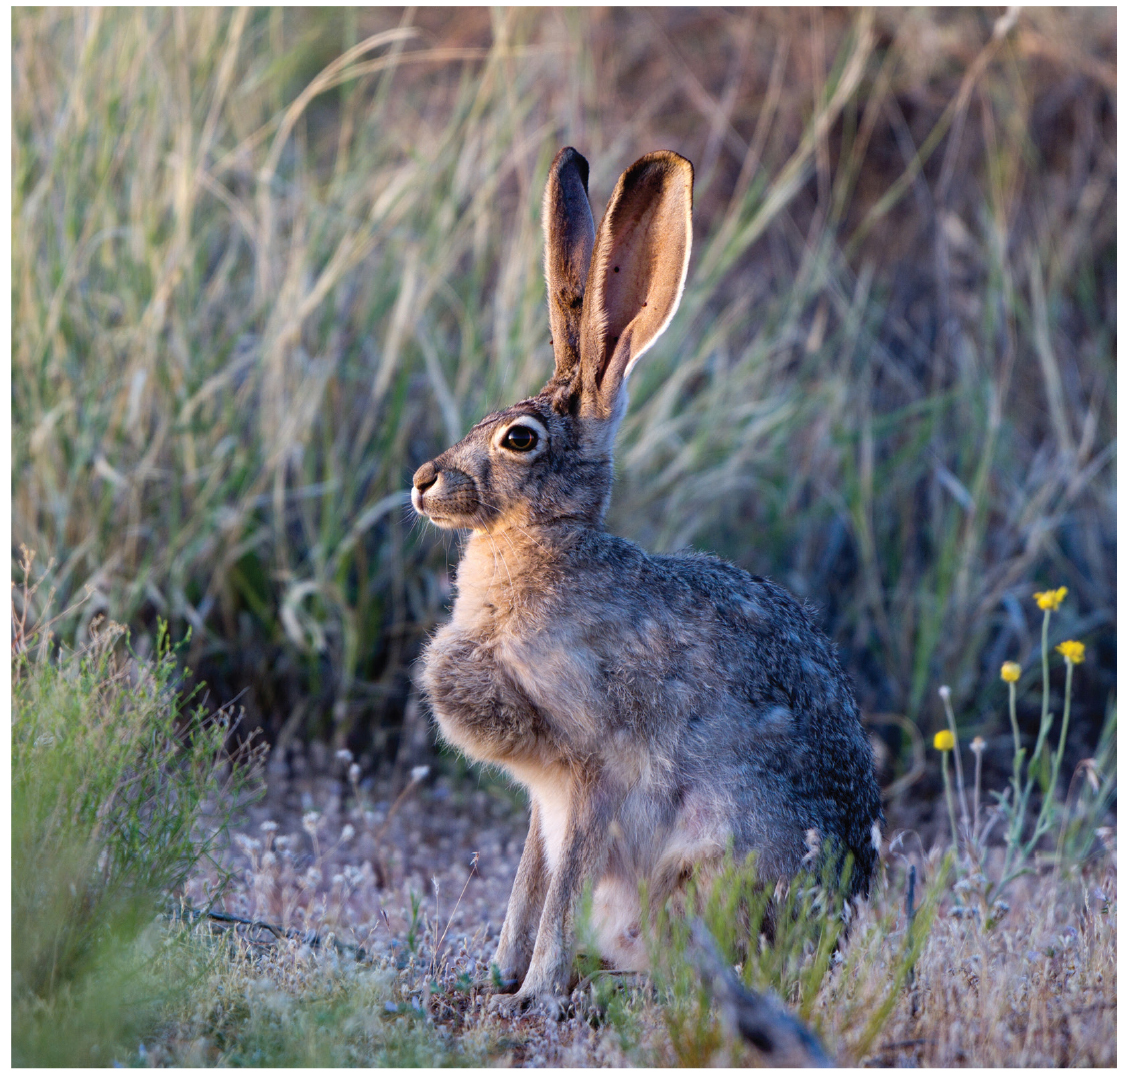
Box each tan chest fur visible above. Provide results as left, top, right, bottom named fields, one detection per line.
left=441, top=532, right=599, bottom=739
left=428, top=533, right=602, bottom=861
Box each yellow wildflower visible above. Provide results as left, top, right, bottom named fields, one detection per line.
left=933, top=730, right=955, bottom=752
left=1055, top=640, right=1085, bottom=665
left=1000, top=661, right=1021, bottom=683
left=1034, top=586, right=1068, bottom=611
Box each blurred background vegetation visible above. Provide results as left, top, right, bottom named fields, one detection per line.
left=12, top=7, right=1115, bottom=786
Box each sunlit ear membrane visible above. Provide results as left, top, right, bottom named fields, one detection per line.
left=578, top=151, right=693, bottom=421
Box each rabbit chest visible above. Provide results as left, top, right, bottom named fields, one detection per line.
left=421, top=535, right=605, bottom=770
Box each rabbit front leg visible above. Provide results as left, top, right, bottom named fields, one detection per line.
left=497, top=766, right=618, bottom=1017
left=490, top=800, right=549, bottom=992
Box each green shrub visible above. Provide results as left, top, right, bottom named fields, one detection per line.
left=632, top=851, right=943, bottom=1066
left=11, top=590, right=256, bottom=1065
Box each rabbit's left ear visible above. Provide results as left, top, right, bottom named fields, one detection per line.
left=578, top=151, right=693, bottom=421
left=544, top=147, right=596, bottom=386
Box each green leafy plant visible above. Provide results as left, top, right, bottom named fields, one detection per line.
left=11, top=555, right=259, bottom=1065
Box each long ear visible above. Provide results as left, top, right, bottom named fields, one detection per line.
left=578, top=151, right=693, bottom=420
left=543, top=147, right=596, bottom=386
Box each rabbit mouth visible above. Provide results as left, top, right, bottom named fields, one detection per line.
left=413, top=496, right=474, bottom=529
left=411, top=479, right=484, bottom=529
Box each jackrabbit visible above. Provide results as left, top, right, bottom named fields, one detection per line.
left=412, top=147, right=882, bottom=1012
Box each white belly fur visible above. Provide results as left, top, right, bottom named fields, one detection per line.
left=504, top=761, right=572, bottom=870
left=509, top=764, right=646, bottom=970
left=591, top=876, right=648, bottom=970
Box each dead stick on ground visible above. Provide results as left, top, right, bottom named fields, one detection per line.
left=173, top=902, right=369, bottom=961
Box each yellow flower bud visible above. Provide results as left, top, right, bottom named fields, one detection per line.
left=1034, top=586, right=1068, bottom=611
left=1000, top=661, right=1021, bottom=683
left=1055, top=640, right=1085, bottom=665
left=933, top=730, right=955, bottom=752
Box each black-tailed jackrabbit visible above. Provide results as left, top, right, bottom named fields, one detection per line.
left=412, top=148, right=882, bottom=1012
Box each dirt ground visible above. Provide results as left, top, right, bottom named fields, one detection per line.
left=183, top=742, right=660, bottom=1066
left=181, top=738, right=1115, bottom=1068
left=188, top=743, right=524, bottom=964
left=187, top=731, right=942, bottom=961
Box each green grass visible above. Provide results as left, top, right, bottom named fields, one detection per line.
left=12, top=8, right=1114, bottom=752
left=144, top=935, right=487, bottom=1068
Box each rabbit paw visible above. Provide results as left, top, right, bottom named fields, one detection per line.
left=490, top=988, right=570, bottom=1021
left=489, top=991, right=533, bottom=1019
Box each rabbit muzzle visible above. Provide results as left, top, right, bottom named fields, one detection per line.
left=411, top=460, right=480, bottom=527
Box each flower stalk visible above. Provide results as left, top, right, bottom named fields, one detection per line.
left=936, top=588, right=1094, bottom=924
left=997, top=589, right=1083, bottom=896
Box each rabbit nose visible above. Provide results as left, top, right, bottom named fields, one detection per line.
left=413, top=461, right=438, bottom=492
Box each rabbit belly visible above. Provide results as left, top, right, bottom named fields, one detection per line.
left=591, top=876, right=648, bottom=970
left=504, top=760, right=573, bottom=869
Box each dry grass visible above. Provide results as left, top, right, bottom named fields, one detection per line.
left=12, top=7, right=1115, bottom=750
left=869, top=868, right=1116, bottom=1067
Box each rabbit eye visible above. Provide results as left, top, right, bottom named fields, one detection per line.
left=502, top=425, right=539, bottom=452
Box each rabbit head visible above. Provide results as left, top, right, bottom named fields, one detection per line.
left=411, top=148, right=693, bottom=532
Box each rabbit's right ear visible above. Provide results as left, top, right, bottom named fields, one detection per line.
left=543, top=147, right=596, bottom=388
left=578, top=152, right=693, bottom=423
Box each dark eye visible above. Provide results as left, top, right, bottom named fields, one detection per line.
left=502, top=425, right=538, bottom=452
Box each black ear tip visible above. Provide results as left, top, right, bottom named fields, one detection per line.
left=554, top=146, right=590, bottom=194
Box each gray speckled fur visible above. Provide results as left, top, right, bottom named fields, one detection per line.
left=411, top=148, right=882, bottom=1011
